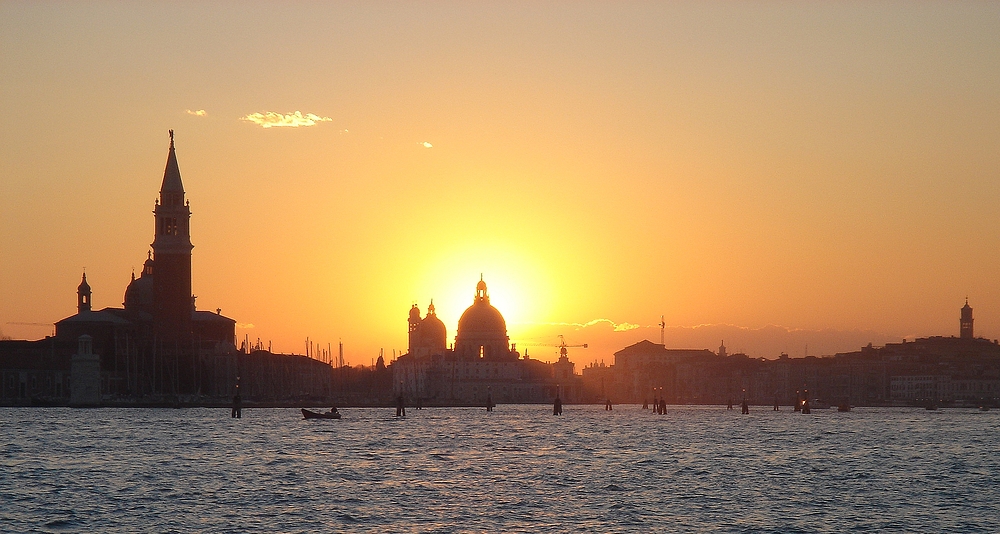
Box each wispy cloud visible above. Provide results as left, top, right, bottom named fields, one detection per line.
left=185, top=109, right=207, bottom=117
left=528, top=318, right=644, bottom=332
left=236, top=323, right=255, bottom=329
left=240, top=111, right=332, bottom=129
left=420, top=141, right=433, bottom=148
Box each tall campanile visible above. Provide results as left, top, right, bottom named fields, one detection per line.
left=152, top=130, right=193, bottom=344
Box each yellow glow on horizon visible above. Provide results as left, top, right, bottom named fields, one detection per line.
left=409, top=244, right=556, bottom=339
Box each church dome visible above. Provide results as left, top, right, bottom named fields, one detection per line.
left=455, top=279, right=511, bottom=359
left=124, top=271, right=153, bottom=313
left=125, top=253, right=155, bottom=313
left=457, top=299, right=507, bottom=337
left=421, top=311, right=447, bottom=350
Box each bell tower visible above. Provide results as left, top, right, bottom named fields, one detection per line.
left=960, top=298, right=974, bottom=339
left=77, top=272, right=91, bottom=313
left=151, top=130, right=193, bottom=342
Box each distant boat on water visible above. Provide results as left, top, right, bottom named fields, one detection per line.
left=811, top=399, right=831, bottom=410
left=302, top=408, right=341, bottom=419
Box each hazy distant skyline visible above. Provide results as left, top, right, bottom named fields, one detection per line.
left=2, top=2, right=998, bottom=364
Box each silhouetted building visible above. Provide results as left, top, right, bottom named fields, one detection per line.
left=585, top=301, right=1000, bottom=407
left=961, top=299, right=974, bottom=339
left=151, top=131, right=194, bottom=346
left=1, top=131, right=333, bottom=405
left=393, top=278, right=581, bottom=404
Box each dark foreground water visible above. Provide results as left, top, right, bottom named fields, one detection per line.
left=2, top=405, right=998, bottom=533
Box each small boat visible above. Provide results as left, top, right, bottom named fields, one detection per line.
left=811, top=399, right=832, bottom=410
left=302, top=408, right=341, bottom=420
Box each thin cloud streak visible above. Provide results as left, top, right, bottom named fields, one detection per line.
left=527, top=318, right=644, bottom=332
left=240, top=111, right=332, bottom=128
left=185, top=109, right=207, bottom=116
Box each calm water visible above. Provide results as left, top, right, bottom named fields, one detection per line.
left=2, top=405, right=998, bottom=533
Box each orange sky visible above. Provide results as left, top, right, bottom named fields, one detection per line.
left=2, top=2, right=999, bottom=365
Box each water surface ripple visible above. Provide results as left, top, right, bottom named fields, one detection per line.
left=3, top=406, right=998, bottom=532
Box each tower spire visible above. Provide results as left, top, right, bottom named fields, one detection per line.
left=659, top=315, right=665, bottom=346
left=152, top=131, right=194, bottom=343
left=160, top=130, right=184, bottom=196
left=961, top=298, right=974, bottom=339
left=77, top=271, right=92, bottom=313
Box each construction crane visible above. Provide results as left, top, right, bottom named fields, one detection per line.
left=522, top=335, right=588, bottom=362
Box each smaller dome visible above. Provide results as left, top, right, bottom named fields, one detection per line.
left=409, top=304, right=421, bottom=322
left=476, top=279, right=487, bottom=292
left=124, top=273, right=153, bottom=313
left=420, top=313, right=447, bottom=350
left=78, top=273, right=91, bottom=292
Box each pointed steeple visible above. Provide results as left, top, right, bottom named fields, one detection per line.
left=160, top=130, right=184, bottom=197
left=77, top=271, right=92, bottom=313
left=151, top=129, right=194, bottom=342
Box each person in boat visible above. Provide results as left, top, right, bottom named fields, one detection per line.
left=328, top=406, right=339, bottom=416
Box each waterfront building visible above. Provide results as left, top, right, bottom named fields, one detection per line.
left=393, top=278, right=581, bottom=404
left=593, top=300, right=1000, bottom=407
left=1, top=132, right=332, bottom=405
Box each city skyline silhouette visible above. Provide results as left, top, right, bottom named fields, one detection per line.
left=2, top=3, right=999, bottom=366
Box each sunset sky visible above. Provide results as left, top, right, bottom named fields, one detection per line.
left=2, top=2, right=998, bottom=366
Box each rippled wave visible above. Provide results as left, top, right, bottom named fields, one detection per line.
left=2, top=406, right=998, bottom=532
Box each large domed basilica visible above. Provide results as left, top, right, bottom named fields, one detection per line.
left=408, top=278, right=520, bottom=361
left=397, top=277, right=575, bottom=405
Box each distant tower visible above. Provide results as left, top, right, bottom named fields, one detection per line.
left=719, top=340, right=727, bottom=358
left=408, top=304, right=422, bottom=353
left=960, top=299, right=974, bottom=339
left=151, top=130, right=193, bottom=342
left=77, top=272, right=92, bottom=313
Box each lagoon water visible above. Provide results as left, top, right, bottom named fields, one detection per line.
left=3, top=405, right=999, bottom=533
